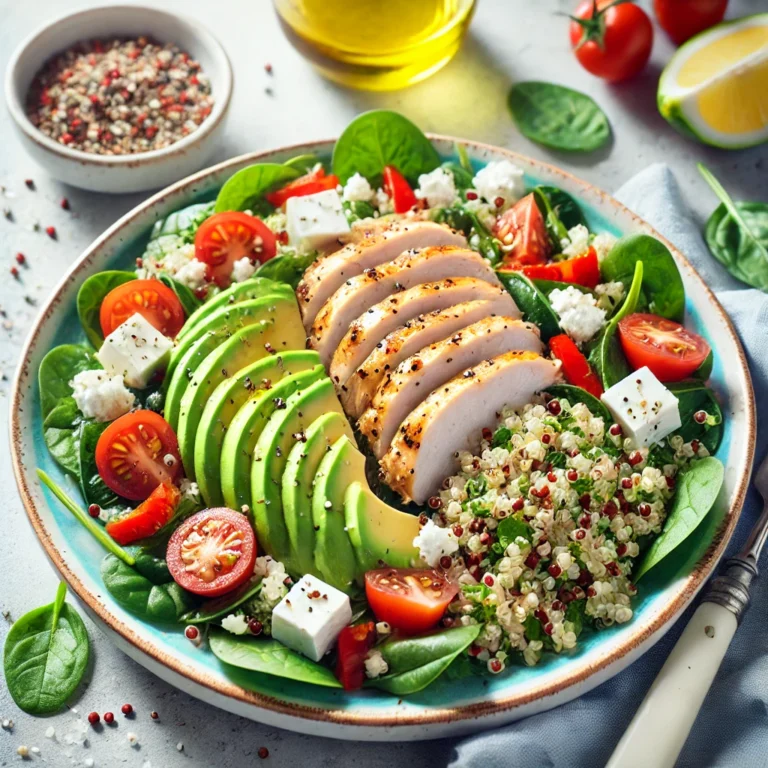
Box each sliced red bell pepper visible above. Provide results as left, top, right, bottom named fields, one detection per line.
left=335, top=621, right=376, bottom=691
left=549, top=334, right=604, bottom=397
left=266, top=167, right=340, bottom=208
left=383, top=165, right=418, bottom=214
left=504, top=247, right=601, bottom=289
left=105, top=482, right=180, bottom=545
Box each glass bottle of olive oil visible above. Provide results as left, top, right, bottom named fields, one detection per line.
left=272, top=0, right=476, bottom=91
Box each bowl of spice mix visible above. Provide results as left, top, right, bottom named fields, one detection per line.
left=5, top=5, right=232, bottom=193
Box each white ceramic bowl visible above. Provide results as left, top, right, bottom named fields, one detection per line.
left=4, top=5, right=233, bottom=194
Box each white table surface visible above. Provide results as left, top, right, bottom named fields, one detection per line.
left=1, top=0, right=766, bottom=765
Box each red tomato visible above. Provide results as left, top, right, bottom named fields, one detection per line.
left=95, top=411, right=182, bottom=501
left=569, top=1, right=653, bottom=82
left=494, top=194, right=551, bottom=267
left=194, top=212, right=277, bottom=288
left=549, top=334, right=604, bottom=398
left=106, top=483, right=180, bottom=545
left=167, top=508, right=257, bottom=597
left=265, top=167, right=340, bottom=208
left=100, top=279, right=185, bottom=339
left=364, top=568, right=458, bottom=635
left=335, top=622, right=376, bottom=691
left=654, top=0, right=727, bottom=45
left=513, top=248, right=601, bottom=289
left=510, top=263, right=563, bottom=282
left=383, top=166, right=418, bottom=214
left=617, top=313, right=711, bottom=382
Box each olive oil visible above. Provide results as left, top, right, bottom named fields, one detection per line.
left=273, top=0, right=476, bottom=91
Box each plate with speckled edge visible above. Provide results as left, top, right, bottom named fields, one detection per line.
left=10, top=137, right=755, bottom=741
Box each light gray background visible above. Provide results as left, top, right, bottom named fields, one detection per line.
left=1, top=1, right=766, bottom=765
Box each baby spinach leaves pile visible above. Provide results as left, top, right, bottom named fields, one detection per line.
left=4, top=583, right=89, bottom=714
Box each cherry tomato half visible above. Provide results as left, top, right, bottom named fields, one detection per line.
left=654, top=0, right=727, bottom=45
left=106, top=482, right=180, bottom=545
left=265, top=167, right=340, bottom=208
left=549, top=333, right=604, bottom=397
left=167, top=508, right=257, bottom=597
left=494, top=194, right=551, bottom=268
left=335, top=621, right=376, bottom=691
left=95, top=411, right=182, bottom=501
left=617, top=313, right=711, bottom=382
left=383, top=166, right=418, bottom=214
left=364, top=568, right=458, bottom=635
left=100, top=279, right=185, bottom=339
left=194, top=211, right=277, bottom=288
left=569, top=0, right=653, bottom=82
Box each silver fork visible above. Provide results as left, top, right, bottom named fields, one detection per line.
left=608, top=453, right=768, bottom=768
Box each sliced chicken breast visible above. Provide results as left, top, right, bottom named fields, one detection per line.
left=359, top=317, right=543, bottom=458
left=309, top=247, right=501, bottom=366
left=379, top=352, right=561, bottom=504
left=330, top=277, right=520, bottom=393
left=341, top=294, right=518, bottom=419
left=296, top=220, right=466, bottom=329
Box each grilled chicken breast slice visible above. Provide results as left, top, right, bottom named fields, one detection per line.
left=309, top=246, right=501, bottom=366
left=296, top=220, right=466, bottom=329
left=330, top=277, right=520, bottom=394
left=379, top=352, right=561, bottom=504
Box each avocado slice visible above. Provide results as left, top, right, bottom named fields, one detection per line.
left=251, top=378, right=347, bottom=574
left=312, top=435, right=366, bottom=593
left=177, top=316, right=307, bottom=479
left=282, top=412, right=354, bottom=577
left=220, top=366, right=326, bottom=512
left=195, top=350, right=322, bottom=506
left=345, top=481, right=420, bottom=571
left=177, top=277, right=293, bottom=343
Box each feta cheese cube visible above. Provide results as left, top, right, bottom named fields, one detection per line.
left=601, top=367, right=681, bottom=448
left=97, top=313, right=173, bottom=388
left=286, top=190, right=350, bottom=251
left=271, top=574, right=352, bottom=661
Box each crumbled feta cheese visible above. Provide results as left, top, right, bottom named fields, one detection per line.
left=415, top=167, right=458, bottom=209
left=231, top=257, right=257, bottom=283
left=413, top=519, right=459, bottom=567
left=174, top=258, right=207, bottom=290
left=286, top=189, right=351, bottom=251
left=471, top=160, right=525, bottom=210
left=560, top=224, right=591, bottom=258
left=595, top=281, right=625, bottom=313
left=220, top=614, right=249, bottom=635
left=69, top=369, right=135, bottom=422
left=374, top=187, right=393, bottom=215
left=601, top=367, right=682, bottom=448
left=549, top=286, right=607, bottom=344
left=141, top=238, right=195, bottom=278
left=179, top=478, right=200, bottom=500
left=342, top=172, right=374, bottom=203
left=271, top=574, right=352, bottom=661
left=592, top=232, right=618, bottom=262
left=97, top=313, right=173, bottom=388
left=364, top=649, right=389, bottom=679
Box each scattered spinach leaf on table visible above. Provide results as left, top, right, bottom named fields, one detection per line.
left=496, top=270, right=561, bottom=341
left=150, top=201, right=215, bottom=241
left=543, top=383, right=613, bottom=423
left=208, top=629, right=342, bottom=688
left=507, top=82, right=611, bottom=152
left=699, top=163, right=768, bottom=292
left=634, top=457, right=724, bottom=580
left=668, top=381, right=724, bottom=453
left=255, top=249, right=319, bottom=288
left=76, top=271, right=135, bottom=349
left=332, top=110, right=440, bottom=185
left=3, top=583, right=89, bottom=715
left=214, top=164, right=301, bottom=214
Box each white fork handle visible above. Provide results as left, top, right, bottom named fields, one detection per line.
left=606, top=601, right=737, bottom=768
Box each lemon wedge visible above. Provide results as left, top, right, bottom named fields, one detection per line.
left=658, top=14, right=768, bottom=149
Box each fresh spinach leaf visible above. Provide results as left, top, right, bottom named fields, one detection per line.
left=158, top=274, right=202, bottom=317
left=43, top=398, right=84, bottom=476
left=441, top=161, right=474, bottom=191
left=534, top=188, right=568, bottom=244
left=367, top=624, right=481, bottom=695
left=668, top=381, right=724, bottom=453
left=283, top=153, right=322, bottom=174
left=101, top=554, right=197, bottom=623
left=534, top=279, right=594, bottom=298
left=76, top=271, right=136, bottom=349
left=37, top=469, right=135, bottom=566
left=78, top=421, right=121, bottom=508
left=332, top=110, right=440, bottom=185
left=497, top=517, right=533, bottom=549
left=131, top=551, right=172, bottom=584
left=691, top=351, right=714, bottom=382
left=255, top=249, right=319, bottom=288
left=507, top=82, right=611, bottom=152
left=536, top=185, right=587, bottom=233
left=543, top=384, right=613, bottom=423
left=214, top=164, right=301, bottom=214
left=634, top=457, right=724, bottom=580
left=3, top=583, right=89, bottom=715
left=455, top=142, right=473, bottom=174
left=496, top=271, right=561, bottom=341
left=208, top=629, right=342, bottom=688
left=589, top=261, right=643, bottom=389
left=699, top=163, right=768, bottom=292
left=150, top=201, right=215, bottom=241
left=182, top=578, right=262, bottom=625
left=565, top=600, right=585, bottom=636
left=600, top=234, right=685, bottom=321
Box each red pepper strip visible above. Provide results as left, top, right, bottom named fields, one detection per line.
left=266, top=167, right=340, bottom=208
left=335, top=621, right=376, bottom=691
left=383, top=165, right=418, bottom=214
left=508, top=248, right=601, bottom=289
left=105, top=483, right=180, bottom=545
left=549, top=334, right=604, bottom=397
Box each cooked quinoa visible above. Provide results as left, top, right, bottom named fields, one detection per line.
left=430, top=396, right=709, bottom=673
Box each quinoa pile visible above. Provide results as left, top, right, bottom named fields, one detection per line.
left=431, top=396, right=708, bottom=673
